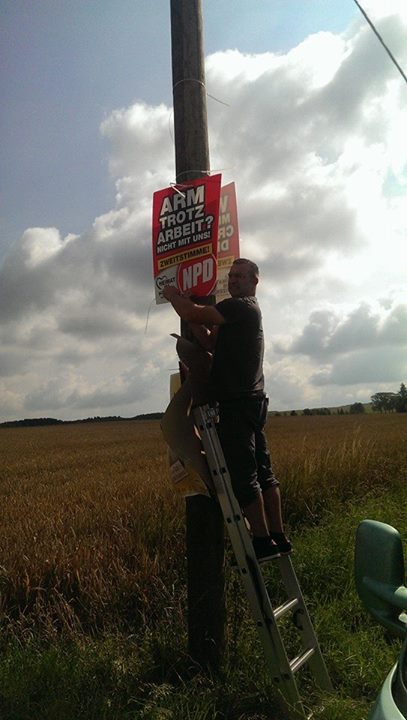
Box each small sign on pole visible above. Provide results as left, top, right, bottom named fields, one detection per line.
left=152, top=174, right=222, bottom=303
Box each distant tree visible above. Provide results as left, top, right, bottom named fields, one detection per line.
left=133, top=412, right=164, bottom=421
left=316, top=407, right=331, bottom=416
left=0, top=417, right=63, bottom=428
left=303, top=408, right=312, bottom=416
left=396, top=383, right=407, bottom=413
left=350, top=402, right=365, bottom=414
left=371, top=392, right=398, bottom=413
left=290, top=410, right=297, bottom=416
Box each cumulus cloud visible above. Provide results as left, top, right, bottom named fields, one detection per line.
left=100, top=102, right=173, bottom=180
left=311, top=346, right=407, bottom=386
left=1, top=9, right=406, bottom=420
left=275, top=302, right=407, bottom=359
left=271, top=300, right=407, bottom=402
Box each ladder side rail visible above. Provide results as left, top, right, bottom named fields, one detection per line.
left=193, top=408, right=255, bottom=557
left=194, top=406, right=306, bottom=712
left=194, top=404, right=333, bottom=711
left=278, top=556, right=334, bottom=693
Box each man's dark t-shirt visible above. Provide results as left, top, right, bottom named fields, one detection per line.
left=210, top=296, right=265, bottom=400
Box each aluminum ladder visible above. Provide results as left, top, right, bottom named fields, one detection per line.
left=193, top=404, right=333, bottom=719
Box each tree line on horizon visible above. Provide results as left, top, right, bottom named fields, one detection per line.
left=279, top=383, right=407, bottom=417
left=370, top=382, right=407, bottom=413
left=2, top=384, right=406, bottom=428
left=0, top=413, right=165, bottom=429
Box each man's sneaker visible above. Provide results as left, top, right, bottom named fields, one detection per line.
left=270, top=532, right=292, bottom=556
left=252, top=535, right=281, bottom=562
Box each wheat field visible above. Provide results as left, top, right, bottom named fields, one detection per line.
left=0, top=413, right=406, bottom=638
left=0, top=413, right=406, bottom=719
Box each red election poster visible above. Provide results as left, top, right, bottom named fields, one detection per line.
left=152, top=174, right=222, bottom=304
left=216, top=182, right=240, bottom=301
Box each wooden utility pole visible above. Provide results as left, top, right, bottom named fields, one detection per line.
left=170, top=0, right=225, bottom=670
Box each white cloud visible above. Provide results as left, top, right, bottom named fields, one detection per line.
left=20, top=227, right=63, bottom=268
left=100, top=102, right=173, bottom=181
left=362, top=0, right=407, bottom=22
left=311, top=346, right=407, bottom=386
left=1, top=9, right=407, bottom=420
left=275, top=302, right=407, bottom=357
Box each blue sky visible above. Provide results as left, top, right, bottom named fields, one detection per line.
left=1, top=1, right=406, bottom=421
left=1, top=1, right=357, bottom=253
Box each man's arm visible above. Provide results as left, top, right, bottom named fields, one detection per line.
left=163, top=285, right=226, bottom=327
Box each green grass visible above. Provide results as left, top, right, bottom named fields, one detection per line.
left=0, top=416, right=406, bottom=719
left=0, top=485, right=405, bottom=719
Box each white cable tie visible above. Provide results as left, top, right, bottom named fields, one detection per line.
left=207, top=93, right=230, bottom=107
left=173, top=170, right=211, bottom=183
left=167, top=170, right=233, bottom=192
left=173, top=78, right=230, bottom=107
left=169, top=183, right=186, bottom=198
left=173, top=78, right=206, bottom=91
left=144, top=297, right=156, bottom=335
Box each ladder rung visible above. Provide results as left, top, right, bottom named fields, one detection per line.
left=273, top=597, right=299, bottom=620
left=289, top=647, right=315, bottom=674
left=192, top=404, right=333, bottom=714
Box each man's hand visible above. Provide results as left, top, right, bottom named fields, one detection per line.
left=162, top=285, right=225, bottom=326
left=163, top=285, right=181, bottom=302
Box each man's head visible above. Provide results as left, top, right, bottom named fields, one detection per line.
left=228, top=258, right=259, bottom=298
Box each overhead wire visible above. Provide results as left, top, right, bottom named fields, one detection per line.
left=352, top=0, right=407, bottom=85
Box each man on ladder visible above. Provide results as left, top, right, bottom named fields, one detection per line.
left=163, top=257, right=291, bottom=562
left=164, top=258, right=333, bottom=717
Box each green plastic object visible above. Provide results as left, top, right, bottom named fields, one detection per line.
left=368, top=636, right=407, bottom=720
left=368, top=661, right=405, bottom=720
left=393, top=637, right=407, bottom=717
left=355, top=520, right=407, bottom=637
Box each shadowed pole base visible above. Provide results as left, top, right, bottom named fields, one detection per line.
left=186, top=494, right=225, bottom=670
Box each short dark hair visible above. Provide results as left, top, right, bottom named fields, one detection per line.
left=232, top=258, right=259, bottom=279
